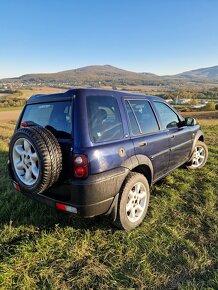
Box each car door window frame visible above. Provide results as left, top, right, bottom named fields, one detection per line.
left=124, top=98, right=160, bottom=136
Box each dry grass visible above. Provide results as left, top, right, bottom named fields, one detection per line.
left=0, top=111, right=21, bottom=122
left=11, top=87, right=65, bottom=100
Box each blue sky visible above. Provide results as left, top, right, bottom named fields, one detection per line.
left=0, top=0, right=218, bottom=78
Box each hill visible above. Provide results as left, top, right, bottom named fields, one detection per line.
left=176, top=65, right=218, bottom=82
left=4, top=65, right=162, bottom=86
left=1, top=64, right=218, bottom=86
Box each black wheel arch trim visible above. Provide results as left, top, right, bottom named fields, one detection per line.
left=121, top=154, right=154, bottom=183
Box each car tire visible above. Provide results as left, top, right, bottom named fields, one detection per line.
left=186, top=140, right=208, bottom=170
left=9, top=126, right=62, bottom=194
left=30, top=126, right=62, bottom=184
left=113, top=172, right=150, bottom=230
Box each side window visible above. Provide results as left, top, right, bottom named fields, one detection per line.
left=87, top=95, right=124, bottom=143
left=154, top=102, right=179, bottom=129
left=125, top=99, right=159, bottom=135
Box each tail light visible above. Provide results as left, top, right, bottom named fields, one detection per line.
left=73, top=154, right=89, bottom=178
left=21, top=122, right=28, bottom=127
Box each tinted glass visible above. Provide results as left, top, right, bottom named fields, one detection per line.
left=87, top=95, right=123, bottom=142
left=127, top=100, right=159, bottom=134
left=154, top=102, right=179, bottom=129
left=21, top=101, right=72, bottom=138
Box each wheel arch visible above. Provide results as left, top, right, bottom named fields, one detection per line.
left=121, top=154, right=153, bottom=186
left=187, top=130, right=205, bottom=162
left=191, top=130, right=205, bottom=153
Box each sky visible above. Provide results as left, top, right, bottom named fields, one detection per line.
left=0, top=0, right=218, bottom=78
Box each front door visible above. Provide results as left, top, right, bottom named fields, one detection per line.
left=152, top=101, right=193, bottom=170
left=124, top=99, right=170, bottom=180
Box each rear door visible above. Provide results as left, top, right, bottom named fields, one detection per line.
left=152, top=101, right=193, bottom=170
left=124, top=98, right=170, bottom=180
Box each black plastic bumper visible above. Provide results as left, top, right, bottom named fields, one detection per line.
left=8, top=161, right=129, bottom=217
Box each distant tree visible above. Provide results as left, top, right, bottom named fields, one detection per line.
left=189, top=99, right=198, bottom=105
left=202, top=102, right=216, bottom=111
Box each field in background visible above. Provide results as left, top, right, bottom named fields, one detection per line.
left=3, top=87, right=65, bottom=101
left=0, top=107, right=23, bottom=112
left=182, top=110, right=218, bottom=119
left=0, top=111, right=21, bottom=122
left=0, top=115, right=217, bottom=288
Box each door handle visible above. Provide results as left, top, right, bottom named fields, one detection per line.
left=138, top=141, right=147, bottom=147
left=170, top=134, right=175, bottom=139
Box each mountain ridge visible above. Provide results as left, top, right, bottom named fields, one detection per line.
left=1, top=64, right=218, bottom=84
left=176, top=65, right=218, bottom=81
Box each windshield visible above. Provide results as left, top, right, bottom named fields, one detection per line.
left=21, top=101, right=72, bottom=138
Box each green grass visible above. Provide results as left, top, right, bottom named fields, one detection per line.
left=0, top=107, right=23, bottom=112
left=0, top=120, right=217, bottom=289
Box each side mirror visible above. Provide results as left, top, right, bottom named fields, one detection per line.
left=184, top=117, right=197, bottom=126
left=178, top=117, right=197, bottom=127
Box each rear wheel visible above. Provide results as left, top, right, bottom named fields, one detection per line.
left=113, top=172, right=150, bottom=230
left=186, top=140, right=208, bottom=170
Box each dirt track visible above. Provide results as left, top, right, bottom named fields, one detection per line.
left=0, top=110, right=21, bottom=122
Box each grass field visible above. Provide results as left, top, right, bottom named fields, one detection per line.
left=0, top=107, right=23, bottom=112
left=0, top=118, right=217, bottom=289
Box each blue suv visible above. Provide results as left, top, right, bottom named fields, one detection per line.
left=8, top=89, right=208, bottom=230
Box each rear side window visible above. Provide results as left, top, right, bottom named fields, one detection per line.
left=125, top=99, right=159, bottom=135
left=87, top=95, right=124, bottom=143
left=125, top=101, right=141, bottom=135
left=21, top=101, right=72, bottom=138
left=154, top=102, right=179, bottom=129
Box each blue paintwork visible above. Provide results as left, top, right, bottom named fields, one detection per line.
left=24, top=88, right=200, bottom=182
left=69, top=88, right=197, bottom=179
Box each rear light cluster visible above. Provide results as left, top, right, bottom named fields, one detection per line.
left=21, top=122, right=28, bottom=127
left=73, top=154, right=89, bottom=178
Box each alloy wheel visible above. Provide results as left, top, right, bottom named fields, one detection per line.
left=126, top=182, right=148, bottom=223
left=12, top=138, right=39, bottom=186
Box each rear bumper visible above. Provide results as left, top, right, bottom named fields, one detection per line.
left=8, top=161, right=129, bottom=217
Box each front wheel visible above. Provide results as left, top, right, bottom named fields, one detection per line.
left=186, top=140, right=208, bottom=170
left=113, top=172, right=150, bottom=230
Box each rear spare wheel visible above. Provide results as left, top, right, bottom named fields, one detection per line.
left=9, top=126, right=62, bottom=194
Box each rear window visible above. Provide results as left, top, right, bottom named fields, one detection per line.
left=21, top=101, right=72, bottom=138
left=87, top=95, right=124, bottom=143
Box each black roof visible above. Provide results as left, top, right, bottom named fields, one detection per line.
left=27, top=88, right=163, bottom=104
